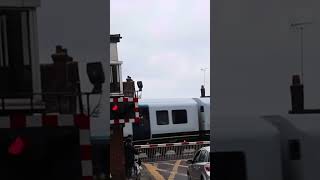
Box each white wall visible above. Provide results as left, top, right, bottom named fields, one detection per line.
left=36, top=1, right=108, bottom=139
left=110, top=43, right=118, bottom=62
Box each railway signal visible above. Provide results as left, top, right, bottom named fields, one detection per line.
left=110, top=101, right=138, bottom=122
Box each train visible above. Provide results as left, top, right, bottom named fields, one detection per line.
left=123, top=97, right=210, bottom=145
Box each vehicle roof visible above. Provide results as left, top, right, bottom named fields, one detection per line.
left=201, top=146, right=210, bottom=152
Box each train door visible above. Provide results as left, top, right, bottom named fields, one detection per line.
left=132, top=105, right=151, bottom=141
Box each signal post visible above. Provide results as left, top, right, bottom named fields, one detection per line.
left=110, top=34, right=140, bottom=179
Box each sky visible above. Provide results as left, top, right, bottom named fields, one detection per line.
left=111, top=0, right=210, bottom=99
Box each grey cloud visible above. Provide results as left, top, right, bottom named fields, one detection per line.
left=112, top=0, right=210, bottom=98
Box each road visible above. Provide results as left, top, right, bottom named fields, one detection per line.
left=142, top=159, right=189, bottom=180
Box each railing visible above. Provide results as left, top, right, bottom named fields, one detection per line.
left=135, top=141, right=210, bottom=162
left=0, top=92, right=100, bottom=116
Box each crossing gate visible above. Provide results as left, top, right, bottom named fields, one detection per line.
left=0, top=113, right=93, bottom=180
left=135, top=141, right=210, bottom=162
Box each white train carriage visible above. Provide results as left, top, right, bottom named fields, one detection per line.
left=212, top=115, right=282, bottom=180
left=193, top=97, right=210, bottom=131
left=263, top=114, right=320, bottom=180
left=124, top=98, right=205, bottom=143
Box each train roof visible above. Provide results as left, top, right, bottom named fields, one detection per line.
left=263, top=114, right=320, bottom=136
left=139, top=98, right=198, bottom=106
left=213, top=115, right=279, bottom=140
left=193, top=97, right=210, bottom=106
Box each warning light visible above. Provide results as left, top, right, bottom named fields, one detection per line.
left=112, top=105, right=119, bottom=111
left=8, top=136, right=25, bottom=155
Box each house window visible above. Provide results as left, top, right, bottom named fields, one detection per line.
left=0, top=9, right=32, bottom=97
left=156, top=110, right=169, bottom=125
left=110, top=64, right=121, bottom=93
left=172, top=110, right=187, bottom=124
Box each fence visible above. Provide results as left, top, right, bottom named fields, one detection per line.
left=135, top=141, right=210, bottom=162
left=0, top=92, right=98, bottom=116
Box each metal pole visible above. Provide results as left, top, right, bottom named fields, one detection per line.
left=203, top=69, right=206, bottom=86
left=300, top=27, right=304, bottom=84
left=291, top=21, right=312, bottom=84
left=87, top=93, right=90, bottom=116
left=200, top=68, right=207, bottom=86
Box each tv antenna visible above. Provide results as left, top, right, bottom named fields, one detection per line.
left=200, top=68, right=208, bottom=87
left=290, top=19, right=313, bottom=84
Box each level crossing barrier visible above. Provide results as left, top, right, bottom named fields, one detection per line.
left=134, top=141, right=210, bottom=162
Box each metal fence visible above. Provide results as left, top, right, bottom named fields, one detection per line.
left=0, top=92, right=99, bottom=116
left=135, top=141, right=210, bottom=162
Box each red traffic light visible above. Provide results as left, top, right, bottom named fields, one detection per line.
left=112, top=104, right=119, bottom=111
left=8, top=136, right=25, bottom=155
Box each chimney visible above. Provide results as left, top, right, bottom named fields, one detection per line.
left=123, top=77, right=135, bottom=97
left=290, top=75, right=304, bottom=113
left=51, top=45, right=73, bottom=63
left=201, top=85, right=205, bottom=97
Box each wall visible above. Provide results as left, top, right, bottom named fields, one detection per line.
left=213, top=0, right=320, bottom=116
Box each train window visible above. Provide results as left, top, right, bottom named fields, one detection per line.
left=110, top=64, right=121, bottom=93
left=289, top=139, right=301, bottom=160
left=0, top=10, right=32, bottom=97
left=172, top=110, right=187, bottom=124
left=156, top=110, right=169, bottom=125
left=200, top=106, right=204, bottom=112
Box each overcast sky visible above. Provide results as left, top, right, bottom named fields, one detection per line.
left=111, top=0, right=210, bottom=99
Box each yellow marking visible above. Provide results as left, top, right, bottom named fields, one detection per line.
left=156, top=168, right=188, bottom=177
left=143, top=163, right=165, bottom=180
left=158, top=162, right=188, bottom=168
left=168, top=160, right=181, bottom=180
